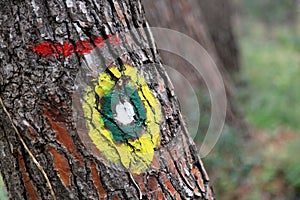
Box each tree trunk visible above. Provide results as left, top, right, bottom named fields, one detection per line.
left=143, top=0, right=248, bottom=139
left=0, top=0, right=213, bottom=199
left=287, top=0, right=298, bottom=30
left=198, top=0, right=240, bottom=74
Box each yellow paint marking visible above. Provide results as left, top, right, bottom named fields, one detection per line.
left=82, top=65, right=162, bottom=174
left=109, top=67, right=122, bottom=78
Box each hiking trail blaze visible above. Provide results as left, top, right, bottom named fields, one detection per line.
left=31, top=36, right=162, bottom=174
left=82, top=65, right=162, bottom=174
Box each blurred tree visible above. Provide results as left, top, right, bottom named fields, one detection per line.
left=0, top=0, right=214, bottom=199
left=143, top=0, right=248, bottom=139
left=198, top=0, right=240, bottom=73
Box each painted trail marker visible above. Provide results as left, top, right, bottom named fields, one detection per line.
left=31, top=34, right=121, bottom=57
left=31, top=35, right=162, bottom=174
left=82, top=65, right=162, bottom=174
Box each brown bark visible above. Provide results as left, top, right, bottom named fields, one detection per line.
left=143, top=0, right=240, bottom=73
left=198, top=0, right=240, bottom=73
left=0, top=0, right=213, bottom=199
left=143, top=0, right=248, bottom=138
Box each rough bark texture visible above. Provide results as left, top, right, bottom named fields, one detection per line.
left=0, top=0, right=213, bottom=199
left=143, top=0, right=248, bottom=138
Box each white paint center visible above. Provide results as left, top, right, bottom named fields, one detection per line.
left=115, top=100, right=135, bottom=125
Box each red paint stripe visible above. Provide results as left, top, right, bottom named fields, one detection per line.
left=31, top=34, right=121, bottom=57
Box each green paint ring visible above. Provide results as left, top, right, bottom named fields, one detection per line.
left=82, top=65, right=162, bottom=174
left=99, top=83, right=146, bottom=142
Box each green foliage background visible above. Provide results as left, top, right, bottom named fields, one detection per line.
left=241, top=0, right=297, bottom=25
left=0, top=176, right=7, bottom=199
left=205, top=0, right=300, bottom=199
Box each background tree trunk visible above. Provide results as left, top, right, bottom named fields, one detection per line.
left=198, top=0, right=240, bottom=74
left=143, top=0, right=248, bottom=141
left=0, top=0, right=213, bottom=199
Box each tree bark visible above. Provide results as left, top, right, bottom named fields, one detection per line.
left=198, top=0, right=240, bottom=73
left=144, top=0, right=241, bottom=74
left=143, top=0, right=248, bottom=139
left=0, top=0, right=213, bottom=199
